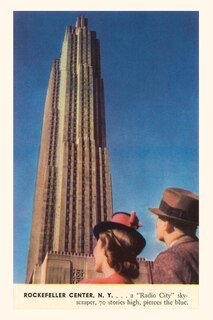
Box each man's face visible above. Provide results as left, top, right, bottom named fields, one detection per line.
left=156, top=216, right=166, bottom=242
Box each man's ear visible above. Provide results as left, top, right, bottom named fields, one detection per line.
left=165, top=220, right=174, bottom=234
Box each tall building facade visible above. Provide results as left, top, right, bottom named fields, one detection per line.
left=26, top=16, right=152, bottom=284
left=26, top=16, right=113, bottom=283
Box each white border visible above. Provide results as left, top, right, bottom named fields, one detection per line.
left=1, top=0, right=213, bottom=319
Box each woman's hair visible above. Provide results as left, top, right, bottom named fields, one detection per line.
left=99, top=229, right=140, bottom=279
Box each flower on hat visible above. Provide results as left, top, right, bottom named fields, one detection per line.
left=129, top=211, right=142, bottom=229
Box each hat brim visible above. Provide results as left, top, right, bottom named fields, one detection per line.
left=93, top=221, right=146, bottom=255
left=149, top=208, right=198, bottom=226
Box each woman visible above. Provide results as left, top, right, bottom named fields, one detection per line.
left=80, top=211, right=146, bottom=284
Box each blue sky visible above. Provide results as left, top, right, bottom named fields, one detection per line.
left=14, top=11, right=198, bottom=283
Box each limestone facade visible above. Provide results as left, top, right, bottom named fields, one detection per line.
left=26, top=16, right=152, bottom=284
left=31, top=251, right=153, bottom=284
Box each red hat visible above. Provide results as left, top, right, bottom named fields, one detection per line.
left=149, top=187, right=199, bottom=226
left=93, top=211, right=146, bottom=255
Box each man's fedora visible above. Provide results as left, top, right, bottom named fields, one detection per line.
left=93, top=211, right=146, bottom=255
left=149, top=187, right=199, bottom=226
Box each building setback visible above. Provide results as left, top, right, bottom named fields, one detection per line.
left=26, top=16, right=152, bottom=284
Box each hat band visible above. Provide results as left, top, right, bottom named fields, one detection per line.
left=159, top=200, right=188, bottom=220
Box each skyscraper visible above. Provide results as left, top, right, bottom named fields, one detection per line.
left=26, top=16, right=152, bottom=284
left=26, top=16, right=113, bottom=284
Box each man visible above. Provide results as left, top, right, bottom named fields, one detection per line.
left=149, top=187, right=199, bottom=284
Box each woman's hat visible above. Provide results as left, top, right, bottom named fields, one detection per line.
left=149, top=187, right=199, bottom=226
left=93, top=211, right=146, bottom=255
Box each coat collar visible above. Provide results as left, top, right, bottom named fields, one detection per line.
left=170, top=235, right=198, bottom=247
